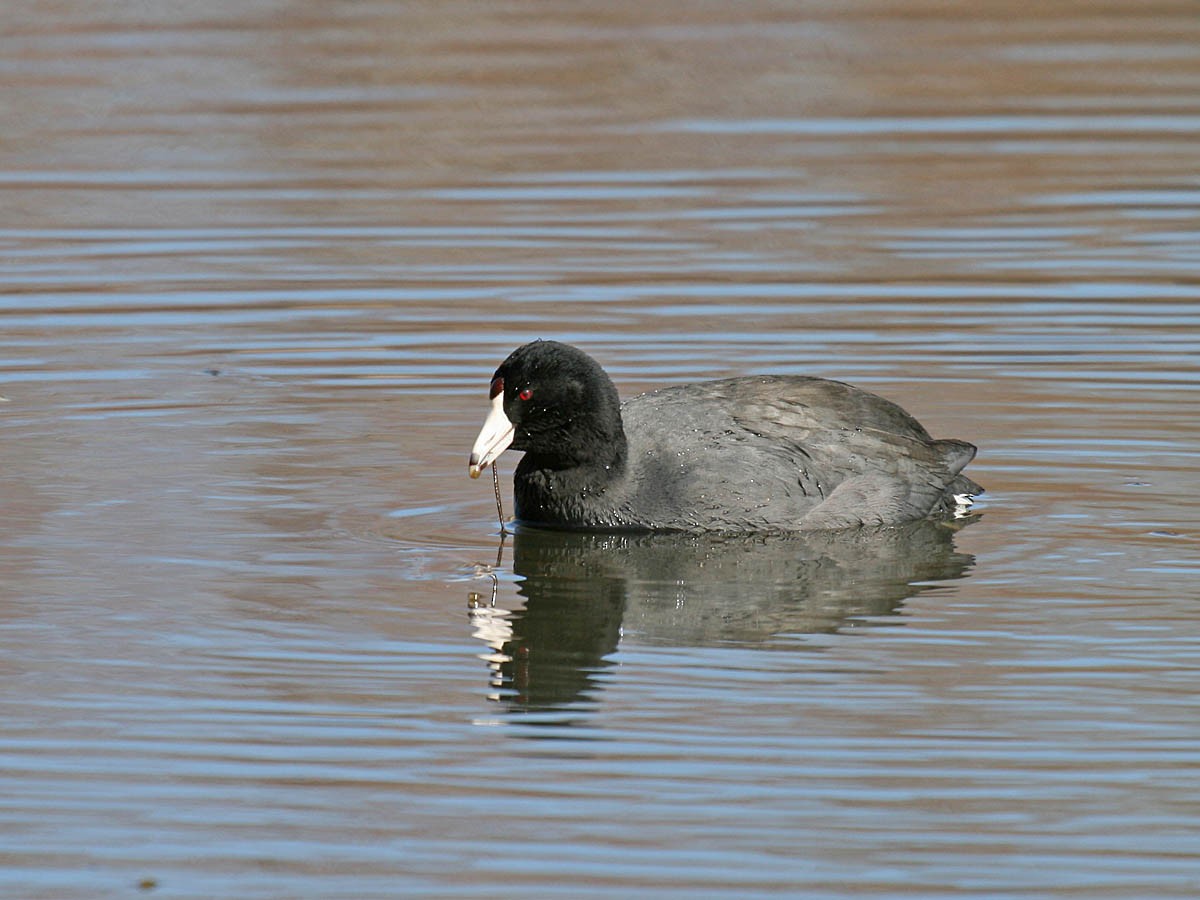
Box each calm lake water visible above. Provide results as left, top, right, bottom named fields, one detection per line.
left=3, top=2, right=1199, bottom=898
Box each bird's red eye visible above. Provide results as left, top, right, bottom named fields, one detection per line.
left=518, top=387, right=533, bottom=401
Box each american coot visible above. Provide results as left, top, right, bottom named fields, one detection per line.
left=469, top=340, right=982, bottom=532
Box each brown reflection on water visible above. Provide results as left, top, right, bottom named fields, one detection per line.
left=5, top=1, right=1197, bottom=287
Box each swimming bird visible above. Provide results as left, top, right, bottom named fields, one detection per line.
left=469, top=340, right=981, bottom=532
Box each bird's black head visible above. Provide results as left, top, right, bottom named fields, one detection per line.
left=468, top=341, right=626, bottom=476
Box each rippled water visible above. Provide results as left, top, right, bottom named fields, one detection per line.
left=3, top=2, right=1199, bottom=898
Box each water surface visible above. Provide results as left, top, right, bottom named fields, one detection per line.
left=2, top=2, right=1199, bottom=898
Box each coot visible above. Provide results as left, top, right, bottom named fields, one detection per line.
left=469, top=341, right=981, bottom=532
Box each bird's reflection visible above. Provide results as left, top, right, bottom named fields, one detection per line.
left=469, top=518, right=977, bottom=717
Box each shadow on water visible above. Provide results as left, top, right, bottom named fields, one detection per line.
left=468, top=517, right=978, bottom=718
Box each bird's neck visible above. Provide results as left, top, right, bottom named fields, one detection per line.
left=513, top=438, right=627, bottom=527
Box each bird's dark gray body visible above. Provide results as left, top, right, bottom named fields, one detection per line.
left=512, top=373, right=980, bottom=533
